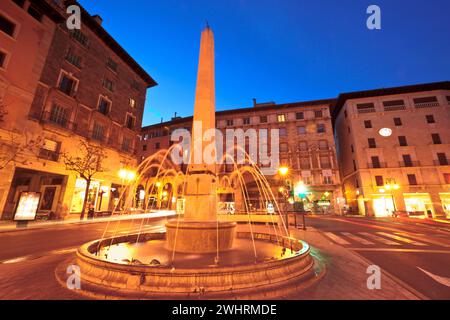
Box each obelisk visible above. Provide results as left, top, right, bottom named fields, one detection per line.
left=184, top=25, right=217, bottom=222
left=166, top=25, right=236, bottom=254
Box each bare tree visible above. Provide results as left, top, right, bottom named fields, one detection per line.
left=0, top=101, right=43, bottom=170
left=63, top=140, right=106, bottom=220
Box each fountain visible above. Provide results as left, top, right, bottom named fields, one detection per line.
left=56, top=26, right=324, bottom=299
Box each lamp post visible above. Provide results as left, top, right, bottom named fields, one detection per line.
left=278, top=166, right=290, bottom=230
left=118, top=168, right=137, bottom=213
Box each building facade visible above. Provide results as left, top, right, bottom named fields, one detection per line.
left=334, top=82, right=450, bottom=218
left=0, top=0, right=156, bottom=220
left=140, top=99, right=343, bottom=214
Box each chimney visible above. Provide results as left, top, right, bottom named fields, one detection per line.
left=252, top=98, right=257, bottom=107
left=92, top=14, right=103, bottom=25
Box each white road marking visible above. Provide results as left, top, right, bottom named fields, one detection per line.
left=359, top=232, right=401, bottom=246
left=341, top=232, right=374, bottom=245
left=324, top=232, right=350, bottom=245
left=377, top=232, right=427, bottom=246
left=394, top=232, right=450, bottom=248
left=418, top=267, right=450, bottom=287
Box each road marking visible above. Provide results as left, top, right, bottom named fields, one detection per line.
left=350, top=248, right=450, bottom=254
left=358, top=232, right=401, bottom=246
left=394, top=232, right=450, bottom=248
left=0, top=247, right=78, bottom=264
left=324, top=232, right=350, bottom=245
left=377, top=232, right=427, bottom=246
left=417, top=267, right=450, bottom=287
left=341, top=232, right=374, bottom=245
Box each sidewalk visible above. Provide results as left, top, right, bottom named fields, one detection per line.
left=0, top=210, right=176, bottom=233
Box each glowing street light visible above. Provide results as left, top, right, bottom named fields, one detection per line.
left=294, top=182, right=308, bottom=198
left=278, top=166, right=289, bottom=176
left=118, top=169, right=136, bottom=181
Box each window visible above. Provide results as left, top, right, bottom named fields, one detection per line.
left=344, top=110, right=348, bottom=118
left=154, top=142, right=160, bottom=150
left=298, top=141, right=308, bottom=151
left=368, top=138, right=376, bottom=148
left=125, top=114, right=135, bottom=129
left=314, top=110, right=323, bottom=118
left=142, top=144, right=147, bottom=151
left=0, top=50, right=6, bottom=68
left=280, top=143, right=288, bottom=152
left=226, top=119, right=234, bottom=126
left=106, top=58, right=118, bottom=72
left=259, top=115, right=267, bottom=123
left=13, top=0, right=26, bottom=7
left=317, top=124, right=326, bottom=133
left=437, top=153, right=448, bottom=166
left=323, top=176, right=333, bottom=184
left=447, top=96, right=450, bottom=104
left=296, top=112, right=304, bottom=120
left=383, top=100, right=405, bottom=111
left=92, top=123, right=105, bottom=141
left=414, top=96, right=438, bottom=107
left=58, top=72, right=77, bottom=96
left=375, top=176, right=384, bottom=187
left=394, top=117, right=402, bottom=126
left=320, top=156, right=331, bottom=168
left=351, top=144, right=354, bottom=153
left=407, top=174, right=418, bottom=185
left=353, top=160, right=357, bottom=171
left=102, top=78, right=115, bottom=92
left=318, top=140, right=328, bottom=150
left=49, top=104, right=68, bottom=127
left=444, top=173, right=450, bottom=184
left=431, top=133, right=441, bottom=145
left=364, top=120, right=372, bottom=128
left=403, top=154, right=413, bottom=167
left=121, top=137, right=132, bottom=152
left=98, top=97, right=111, bottom=115
left=129, top=98, right=136, bottom=108
left=348, top=126, right=351, bottom=133
left=356, top=103, right=375, bottom=113
left=277, top=114, right=286, bottom=122
left=27, top=5, right=43, bottom=21
left=298, top=126, right=306, bottom=135
left=65, top=49, right=81, bottom=68
left=70, top=29, right=88, bottom=47
left=398, top=136, right=408, bottom=146
left=39, top=139, right=60, bottom=161
left=0, top=14, right=16, bottom=37
left=279, top=128, right=287, bottom=136
left=426, top=115, right=435, bottom=124
left=243, top=117, right=250, bottom=125
left=371, top=156, right=381, bottom=168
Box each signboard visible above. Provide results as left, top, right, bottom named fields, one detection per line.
left=14, top=192, right=41, bottom=221
left=322, top=169, right=333, bottom=177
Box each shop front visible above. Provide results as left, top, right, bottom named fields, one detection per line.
left=70, top=178, right=112, bottom=214
left=403, top=193, right=433, bottom=218
left=439, top=193, right=450, bottom=218
left=372, top=194, right=395, bottom=217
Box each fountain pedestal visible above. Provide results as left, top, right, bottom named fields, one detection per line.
left=166, top=220, right=236, bottom=254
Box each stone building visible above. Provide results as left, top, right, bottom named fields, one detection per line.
left=140, top=99, right=343, bottom=214
left=0, top=0, right=156, bottom=219
left=333, top=81, right=450, bottom=218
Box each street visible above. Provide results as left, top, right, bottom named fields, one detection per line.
left=0, top=215, right=449, bottom=299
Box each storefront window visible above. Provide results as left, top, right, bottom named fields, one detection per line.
left=70, top=179, right=100, bottom=213
left=403, top=193, right=433, bottom=217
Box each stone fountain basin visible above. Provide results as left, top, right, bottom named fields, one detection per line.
left=63, top=231, right=320, bottom=299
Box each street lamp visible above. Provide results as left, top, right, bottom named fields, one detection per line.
left=118, top=168, right=137, bottom=213
left=278, top=166, right=289, bottom=176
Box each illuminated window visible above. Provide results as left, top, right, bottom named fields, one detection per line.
left=129, top=98, right=136, bottom=108
left=277, top=114, right=286, bottom=122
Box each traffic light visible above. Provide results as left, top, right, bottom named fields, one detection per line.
left=285, top=179, right=292, bottom=191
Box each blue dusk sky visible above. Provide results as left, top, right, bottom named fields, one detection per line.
left=79, top=0, right=450, bottom=126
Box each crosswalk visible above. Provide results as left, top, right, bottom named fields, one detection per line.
left=323, top=231, right=444, bottom=248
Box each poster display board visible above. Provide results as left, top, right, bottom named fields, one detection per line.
left=14, top=192, right=41, bottom=221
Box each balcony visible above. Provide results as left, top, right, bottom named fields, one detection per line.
left=38, top=148, right=59, bottom=162
left=384, top=105, right=406, bottom=112
left=368, top=162, right=387, bottom=168
left=40, top=111, right=76, bottom=131
left=434, top=159, right=449, bottom=166
left=414, top=102, right=440, bottom=108
left=399, top=161, right=421, bottom=167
